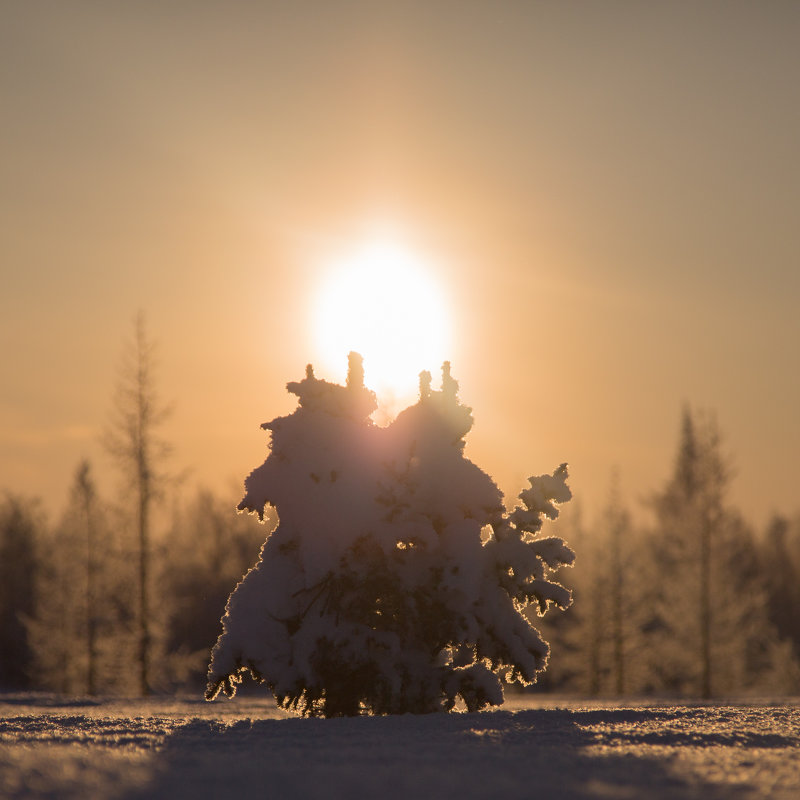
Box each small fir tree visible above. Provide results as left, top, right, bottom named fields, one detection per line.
left=206, top=354, right=574, bottom=716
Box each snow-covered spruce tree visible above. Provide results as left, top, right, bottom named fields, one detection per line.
left=206, top=353, right=574, bottom=716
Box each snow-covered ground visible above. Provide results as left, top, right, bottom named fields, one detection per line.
left=1, top=694, right=798, bottom=799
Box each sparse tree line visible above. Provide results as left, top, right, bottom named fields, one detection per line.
left=536, top=409, right=800, bottom=698
left=0, top=313, right=270, bottom=696
left=0, top=479, right=270, bottom=695
left=0, top=317, right=798, bottom=698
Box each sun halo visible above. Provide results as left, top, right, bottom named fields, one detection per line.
left=312, top=239, right=451, bottom=410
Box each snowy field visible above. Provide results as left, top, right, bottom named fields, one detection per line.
left=1, top=694, right=799, bottom=799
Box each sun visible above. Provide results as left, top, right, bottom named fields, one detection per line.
left=312, top=237, right=450, bottom=408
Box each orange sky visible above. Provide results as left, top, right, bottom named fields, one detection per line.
left=2, top=2, right=799, bottom=530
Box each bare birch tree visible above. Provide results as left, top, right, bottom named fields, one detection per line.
left=105, top=311, right=170, bottom=695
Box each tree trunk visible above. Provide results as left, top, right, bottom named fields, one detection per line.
left=700, top=510, right=712, bottom=699
left=81, top=474, right=97, bottom=696
left=611, top=522, right=625, bottom=696
left=105, top=311, right=169, bottom=697
left=137, top=444, right=151, bottom=696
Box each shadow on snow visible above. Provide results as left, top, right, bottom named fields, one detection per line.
left=122, top=707, right=763, bottom=800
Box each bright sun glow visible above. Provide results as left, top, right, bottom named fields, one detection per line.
left=313, top=238, right=450, bottom=407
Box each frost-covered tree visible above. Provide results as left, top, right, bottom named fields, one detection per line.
left=538, top=482, right=642, bottom=697
left=105, top=311, right=171, bottom=695
left=26, top=461, right=138, bottom=694
left=206, top=353, right=574, bottom=716
left=643, top=407, right=795, bottom=696
left=160, top=487, right=273, bottom=688
left=76, top=460, right=100, bottom=694
left=604, top=470, right=632, bottom=696
left=26, top=462, right=100, bottom=694
left=0, top=494, right=41, bottom=689
left=574, top=474, right=634, bottom=697
left=760, top=515, right=800, bottom=670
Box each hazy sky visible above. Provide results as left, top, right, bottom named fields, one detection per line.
left=2, top=1, right=799, bottom=529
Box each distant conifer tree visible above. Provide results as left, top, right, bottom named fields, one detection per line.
left=644, top=407, right=795, bottom=696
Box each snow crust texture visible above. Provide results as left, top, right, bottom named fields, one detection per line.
left=2, top=695, right=799, bottom=800
left=206, top=355, right=574, bottom=716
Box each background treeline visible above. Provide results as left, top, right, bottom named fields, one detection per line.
left=0, top=478, right=273, bottom=695
left=536, top=408, right=800, bottom=698
left=1, top=405, right=799, bottom=698
left=0, top=313, right=275, bottom=696
left=1, top=313, right=798, bottom=698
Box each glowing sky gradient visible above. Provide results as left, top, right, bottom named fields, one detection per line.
left=2, top=1, right=799, bottom=528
